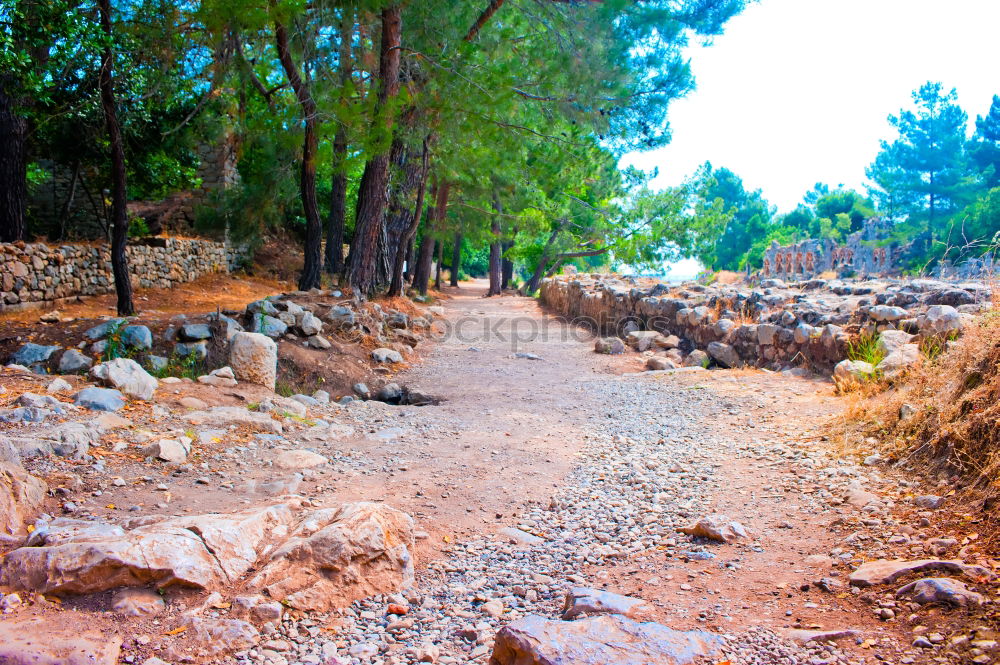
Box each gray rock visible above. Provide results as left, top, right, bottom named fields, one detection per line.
left=833, top=359, right=874, bottom=383
left=298, top=312, right=324, bottom=336
left=111, top=587, right=166, bottom=616
left=914, top=494, right=944, bottom=509
left=121, top=325, right=152, bottom=350
left=147, top=355, right=168, bottom=372
left=376, top=383, right=402, bottom=402
left=229, top=332, right=277, bottom=390
left=84, top=319, right=126, bottom=341
left=876, top=329, right=914, bottom=355
left=178, top=323, right=212, bottom=341
left=876, top=343, right=920, bottom=379
left=594, top=337, right=625, bottom=354
left=756, top=323, right=779, bottom=345
left=142, top=439, right=188, bottom=463
left=174, top=340, right=208, bottom=360
left=326, top=306, right=357, bottom=329
left=11, top=343, right=60, bottom=368
left=489, top=614, right=723, bottom=665
left=918, top=304, right=963, bottom=335
left=58, top=349, right=93, bottom=374
left=683, top=349, right=710, bottom=368
left=353, top=382, right=371, bottom=398
left=850, top=559, right=996, bottom=587
left=372, top=348, right=403, bottom=363
left=251, top=314, right=288, bottom=338
left=90, top=358, right=158, bottom=400
left=74, top=387, right=125, bottom=412
left=869, top=305, right=908, bottom=322
left=896, top=577, right=983, bottom=607
left=562, top=587, right=648, bottom=620
left=706, top=341, right=741, bottom=368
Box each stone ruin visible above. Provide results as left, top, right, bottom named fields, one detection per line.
left=762, top=218, right=896, bottom=280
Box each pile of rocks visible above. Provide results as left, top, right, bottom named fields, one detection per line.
left=542, top=274, right=989, bottom=374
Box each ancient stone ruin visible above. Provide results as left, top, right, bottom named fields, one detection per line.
left=762, top=218, right=896, bottom=279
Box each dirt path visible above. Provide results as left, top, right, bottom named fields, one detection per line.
left=4, top=280, right=976, bottom=664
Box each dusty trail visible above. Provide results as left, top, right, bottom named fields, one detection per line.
left=323, top=282, right=921, bottom=664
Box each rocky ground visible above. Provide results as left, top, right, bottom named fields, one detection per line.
left=1, top=281, right=997, bottom=665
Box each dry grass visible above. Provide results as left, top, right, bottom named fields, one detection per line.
left=832, top=310, right=1000, bottom=485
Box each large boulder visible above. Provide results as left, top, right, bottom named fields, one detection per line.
left=0, top=617, right=121, bottom=665
left=89, top=358, right=158, bottom=400
left=918, top=305, right=963, bottom=335
left=869, top=305, right=908, bottom=322
left=248, top=502, right=414, bottom=612
left=178, top=323, right=212, bottom=341
left=10, top=343, right=60, bottom=369
left=0, top=501, right=414, bottom=609
left=488, top=614, right=723, bottom=665
left=83, top=319, right=126, bottom=341
left=58, top=349, right=93, bottom=373
left=1, top=462, right=47, bottom=536
left=896, top=577, right=983, bottom=607
left=229, top=332, right=277, bottom=390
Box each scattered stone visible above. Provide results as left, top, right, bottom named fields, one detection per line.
left=913, top=494, right=944, bottom=509
left=142, top=438, right=189, bottom=463
left=372, top=348, right=404, bottom=363
left=11, top=343, right=61, bottom=369
left=58, top=349, right=93, bottom=373
left=185, top=406, right=282, bottom=433
left=782, top=628, right=861, bottom=644
left=46, top=377, right=72, bottom=393
left=498, top=526, right=543, bottom=546
left=274, top=449, right=327, bottom=470
left=678, top=514, right=749, bottom=543
left=178, top=323, right=212, bottom=341
left=121, top=325, right=153, bottom=350
left=594, top=337, right=625, bottom=354
left=561, top=587, right=648, bottom=620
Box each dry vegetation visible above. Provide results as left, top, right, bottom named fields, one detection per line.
left=836, top=309, right=1000, bottom=487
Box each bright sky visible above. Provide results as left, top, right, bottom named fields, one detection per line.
left=624, top=0, right=1000, bottom=215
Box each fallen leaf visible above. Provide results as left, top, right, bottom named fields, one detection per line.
left=163, top=626, right=188, bottom=636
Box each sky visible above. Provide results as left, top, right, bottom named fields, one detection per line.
left=623, top=0, right=1000, bottom=216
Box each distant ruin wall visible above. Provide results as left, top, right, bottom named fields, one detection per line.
left=761, top=218, right=897, bottom=280
left=539, top=276, right=850, bottom=373
left=0, top=238, right=243, bottom=310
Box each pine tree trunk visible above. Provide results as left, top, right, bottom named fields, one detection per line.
left=388, top=137, right=430, bottom=298
left=501, top=240, right=514, bottom=289
left=434, top=239, right=443, bottom=290
left=0, top=77, right=27, bottom=243
left=325, top=126, right=347, bottom=274
left=97, top=0, right=134, bottom=316
left=403, top=237, right=415, bottom=282
left=274, top=13, right=322, bottom=291
left=325, top=11, right=353, bottom=275
left=450, top=231, right=462, bottom=286
left=525, top=224, right=562, bottom=294
left=347, top=5, right=402, bottom=295
left=487, top=193, right=502, bottom=296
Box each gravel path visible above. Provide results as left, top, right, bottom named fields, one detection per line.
left=241, top=285, right=924, bottom=665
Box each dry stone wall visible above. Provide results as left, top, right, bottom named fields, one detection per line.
left=0, top=238, right=242, bottom=310
left=540, top=274, right=990, bottom=374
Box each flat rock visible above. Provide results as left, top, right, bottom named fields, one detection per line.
left=180, top=617, right=259, bottom=657
left=274, top=449, right=327, bottom=470
left=0, top=617, right=121, bottom=665
left=850, top=559, right=996, bottom=587
left=488, top=614, right=723, bottom=665
left=562, top=587, right=648, bottom=620
left=185, top=406, right=281, bottom=433
left=498, top=526, right=543, bottom=546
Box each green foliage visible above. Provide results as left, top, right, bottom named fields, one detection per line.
left=150, top=351, right=203, bottom=380
left=846, top=331, right=886, bottom=369
left=101, top=321, right=132, bottom=362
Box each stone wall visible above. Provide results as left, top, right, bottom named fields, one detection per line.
left=540, top=275, right=851, bottom=373
left=0, top=238, right=242, bottom=310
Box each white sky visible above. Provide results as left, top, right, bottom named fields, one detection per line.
left=623, top=0, right=1000, bottom=214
